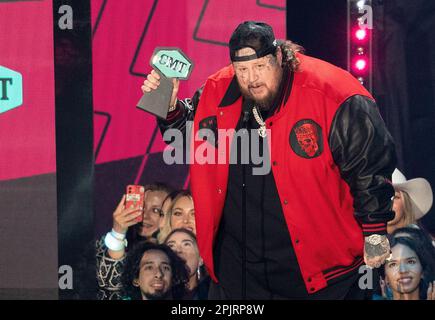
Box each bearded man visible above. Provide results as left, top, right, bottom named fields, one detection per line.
left=141, top=21, right=396, bottom=299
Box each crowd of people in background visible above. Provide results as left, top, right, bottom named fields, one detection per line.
left=96, top=184, right=209, bottom=300
left=96, top=167, right=435, bottom=300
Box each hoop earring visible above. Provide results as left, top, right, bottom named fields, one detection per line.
left=196, top=266, right=201, bottom=280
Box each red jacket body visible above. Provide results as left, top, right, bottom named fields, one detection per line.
left=187, top=53, right=391, bottom=293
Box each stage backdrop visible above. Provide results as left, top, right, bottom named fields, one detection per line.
left=91, top=0, right=287, bottom=236
left=373, top=0, right=435, bottom=232
left=0, top=0, right=58, bottom=299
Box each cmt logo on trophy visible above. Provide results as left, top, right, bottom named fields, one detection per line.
left=137, top=48, right=193, bottom=119
left=0, top=65, right=23, bottom=115
left=151, top=49, right=192, bottom=78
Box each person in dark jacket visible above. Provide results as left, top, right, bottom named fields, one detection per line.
left=140, top=21, right=397, bottom=299
left=164, top=228, right=210, bottom=300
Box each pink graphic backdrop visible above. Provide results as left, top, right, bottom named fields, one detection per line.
left=0, top=0, right=285, bottom=182
left=92, top=0, right=286, bottom=167
left=0, top=1, right=56, bottom=181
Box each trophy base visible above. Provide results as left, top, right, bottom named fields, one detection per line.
left=136, top=75, right=174, bottom=119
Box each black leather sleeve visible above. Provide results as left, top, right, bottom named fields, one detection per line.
left=329, top=95, right=397, bottom=236
left=157, top=86, right=203, bottom=139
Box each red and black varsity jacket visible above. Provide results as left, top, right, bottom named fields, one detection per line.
left=158, top=53, right=396, bottom=294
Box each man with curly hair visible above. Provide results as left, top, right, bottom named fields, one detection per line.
left=121, top=242, right=189, bottom=300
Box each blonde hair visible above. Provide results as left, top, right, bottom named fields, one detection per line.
left=157, top=191, right=194, bottom=243
left=400, top=190, right=416, bottom=226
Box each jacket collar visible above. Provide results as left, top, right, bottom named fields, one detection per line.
left=218, top=76, right=241, bottom=107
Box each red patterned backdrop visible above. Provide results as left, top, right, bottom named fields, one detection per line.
left=91, top=0, right=287, bottom=235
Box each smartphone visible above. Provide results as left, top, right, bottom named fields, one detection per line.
left=125, top=185, right=145, bottom=223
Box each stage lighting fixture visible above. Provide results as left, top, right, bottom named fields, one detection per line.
left=355, top=58, right=367, bottom=71
left=355, top=28, right=367, bottom=41
left=348, top=0, right=372, bottom=91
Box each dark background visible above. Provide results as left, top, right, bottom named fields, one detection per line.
left=53, top=0, right=95, bottom=299
left=286, top=0, right=435, bottom=233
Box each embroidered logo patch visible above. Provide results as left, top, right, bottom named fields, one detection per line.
left=289, top=119, right=323, bottom=159
left=198, top=116, right=218, bottom=147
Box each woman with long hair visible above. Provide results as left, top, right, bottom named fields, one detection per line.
left=387, top=169, right=433, bottom=234
left=158, top=190, right=195, bottom=243
left=164, top=228, right=209, bottom=299
left=380, top=232, right=435, bottom=300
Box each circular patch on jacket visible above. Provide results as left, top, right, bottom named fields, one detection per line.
left=289, top=119, right=323, bottom=159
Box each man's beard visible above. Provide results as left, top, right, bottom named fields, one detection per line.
left=240, top=86, right=277, bottom=111
left=143, top=289, right=171, bottom=300
left=239, top=70, right=283, bottom=111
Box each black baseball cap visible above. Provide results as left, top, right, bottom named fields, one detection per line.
left=229, top=21, right=278, bottom=62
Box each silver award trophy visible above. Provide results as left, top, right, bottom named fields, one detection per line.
left=136, top=47, right=194, bottom=119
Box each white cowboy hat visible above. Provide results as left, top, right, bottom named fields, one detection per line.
left=392, top=169, right=433, bottom=220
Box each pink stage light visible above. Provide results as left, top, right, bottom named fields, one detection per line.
left=355, top=29, right=367, bottom=41
left=355, top=58, right=367, bottom=71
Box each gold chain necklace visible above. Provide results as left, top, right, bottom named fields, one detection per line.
left=252, top=106, right=267, bottom=138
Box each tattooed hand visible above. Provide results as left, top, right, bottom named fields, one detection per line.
left=364, top=234, right=391, bottom=268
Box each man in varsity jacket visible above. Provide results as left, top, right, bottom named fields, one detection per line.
left=140, top=21, right=396, bottom=299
